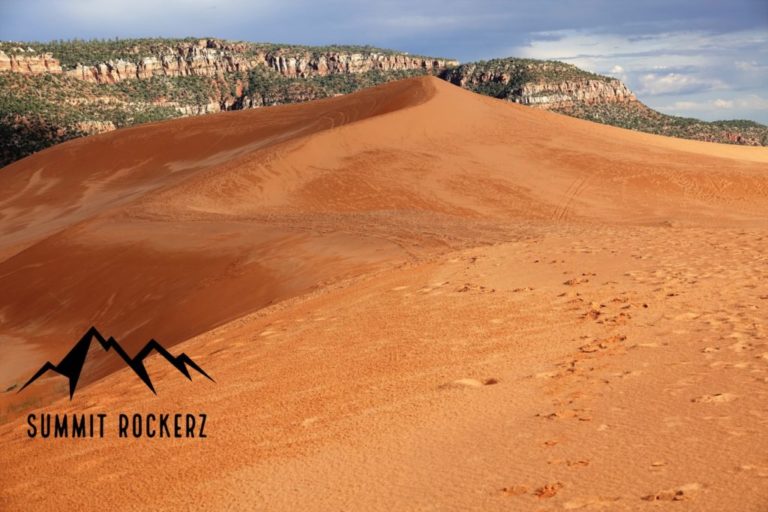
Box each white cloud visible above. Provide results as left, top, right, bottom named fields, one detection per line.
left=712, top=98, right=734, bottom=108
left=607, top=64, right=629, bottom=83
left=735, top=60, right=758, bottom=71
left=734, top=60, right=768, bottom=73
left=667, top=100, right=701, bottom=110
left=738, top=94, right=768, bottom=110
left=654, top=94, right=768, bottom=121
left=637, top=72, right=725, bottom=96
left=513, top=29, right=764, bottom=64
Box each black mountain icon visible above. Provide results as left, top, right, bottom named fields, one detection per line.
left=18, top=326, right=214, bottom=399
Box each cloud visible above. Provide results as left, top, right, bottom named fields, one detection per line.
left=712, top=98, right=734, bottom=108
left=512, top=28, right=767, bottom=73
left=734, top=60, right=768, bottom=73
left=667, top=101, right=701, bottom=110
left=739, top=94, right=768, bottom=109
left=514, top=29, right=766, bottom=61
left=637, top=72, right=725, bottom=96
left=660, top=94, right=768, bottom=123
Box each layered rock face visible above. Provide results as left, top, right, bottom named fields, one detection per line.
left=268, top=52, right=456, bottom=78
left=516, top=79, right=636, bottom=108
left=2, top=41, right=623, bottom=110
left=439, top=61, right=637, bottom=109
left=66, top=42, right=255, bottom=83
left=3, top=39, right=457, bottom=84
left=0, top=50, right=62, bottom=74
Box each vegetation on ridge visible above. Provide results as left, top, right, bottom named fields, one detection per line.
left=1, top=38, right=765, bottom=167
left=0, top=38, right=439, bottom=70
left=559, top=102, right=768, bottom=146
left=447, top=58, right=611, bottom=86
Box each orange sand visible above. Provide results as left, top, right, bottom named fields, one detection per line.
left=1, top=76, right=767, bottom=510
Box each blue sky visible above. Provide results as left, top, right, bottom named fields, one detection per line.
left=1, top=0, right=767, bottom=123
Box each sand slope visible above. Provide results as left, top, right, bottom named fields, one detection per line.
left=1, top=76, right=767, bottom=510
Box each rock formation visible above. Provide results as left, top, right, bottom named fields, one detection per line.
left=515, top=79, right=636, bottom=108
left=0, top=50, right=62, bottom=74
left=439, top=60, right=637, bottom=109
left=2, top=39, right=457, bottom=85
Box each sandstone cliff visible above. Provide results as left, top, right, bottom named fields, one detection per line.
left=2, top=39, right=457, bottom=84
left=439, top=59, right=637, bottom=109
left=0, top=49, right=62, bottom=74
left=515, top=79, right=636, bottom=108
left=1, top=41, right=626, bottom=111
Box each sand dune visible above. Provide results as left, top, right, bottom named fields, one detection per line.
left=1, top=76, right=767, bottom=510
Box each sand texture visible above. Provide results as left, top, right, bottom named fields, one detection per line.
left=1, top=76, right=767, bottom=510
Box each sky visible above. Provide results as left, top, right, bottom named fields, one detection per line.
left=1, top=0, right=767, bottom=123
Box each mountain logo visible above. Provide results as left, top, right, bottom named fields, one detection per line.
left=18, top=326, right=214, bottom=399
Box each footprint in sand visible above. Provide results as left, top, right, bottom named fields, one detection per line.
left=583, top=309, right=601, bottom=320
left=691, top=393, right=737, bottom=403
left=642, top=483, right=702, bottom=502
left=534, top=482, right=564, bottom=499
left=611, top=370, right=641, bottom=379
left=455, top=283, right=496, bottom=293
left=548, top=459, right=590, bottom=468
left=729, top=340, right=754, bottom=353
left=537, top=408, right=592, bottom=422
left=441, top=378, right=499, bottom=389
left=579, top=334, right=626, bottom=353
left=500, top=485, right=528, bottom=497
left=605, top=312, right=632, bottom=325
